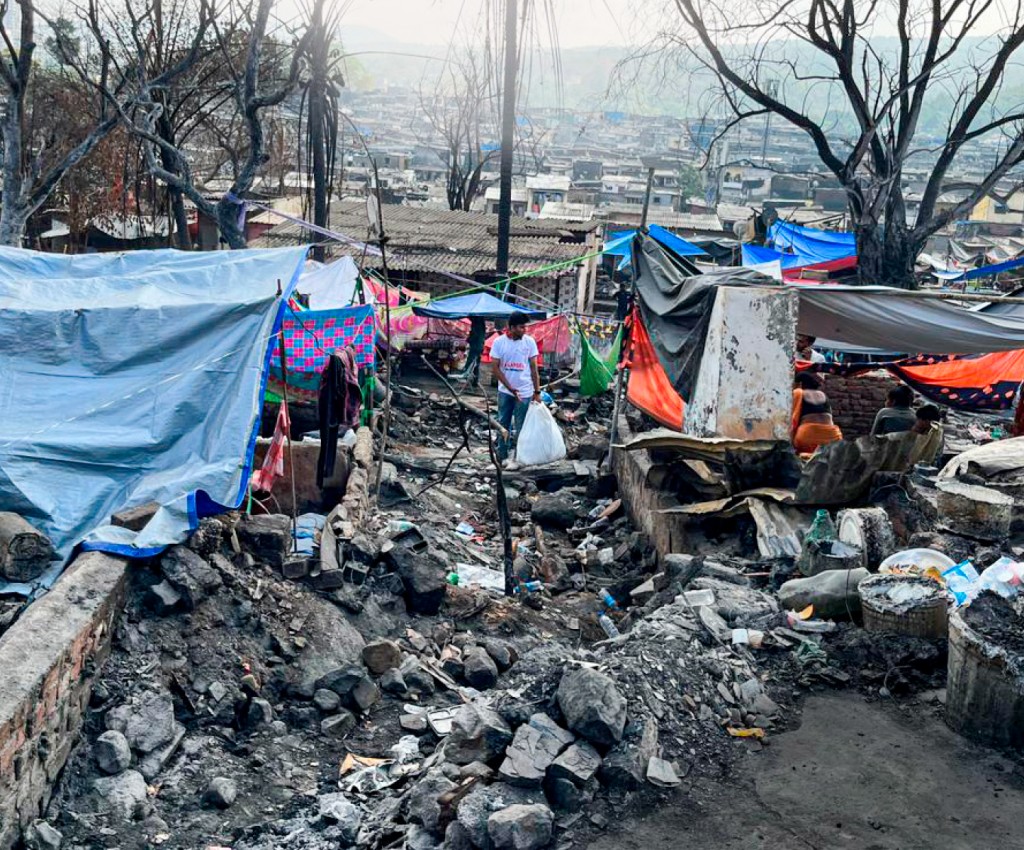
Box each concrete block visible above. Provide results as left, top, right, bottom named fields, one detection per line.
left=684, top=286, right=797, bottom=441
left=936, top=480, right=1013, bottom=542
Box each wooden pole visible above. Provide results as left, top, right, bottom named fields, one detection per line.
left=276, top=280, right=298, bottom=553
left=370, top=161, right=394, bottom=505
left=640, top=166, right=655, bottom=229
left=495, top=0, right=518, bottom=278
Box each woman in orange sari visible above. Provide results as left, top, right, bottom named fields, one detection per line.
left=792, top=371, right=843, bottom=455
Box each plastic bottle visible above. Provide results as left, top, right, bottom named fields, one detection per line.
left=805, top=509, right=837, bottom=544
left=596, top=611, right=621, bottom=639
left=446, top=572, right=460, bottom=586
left=513, top=580, right=543, bottom=594
left=599, top=588, right=619, bottom=611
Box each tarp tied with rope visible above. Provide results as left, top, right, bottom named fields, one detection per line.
left=0, top=244, right=307, bottom=581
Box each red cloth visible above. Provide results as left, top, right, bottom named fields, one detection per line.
left=625, top=308, right=685, bottom=430
left=783, top=256, right=858, bottom=282
left=252, top=403, right=290, bottom=492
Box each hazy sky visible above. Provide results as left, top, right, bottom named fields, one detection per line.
left=338, top=0, right=660, bottom=48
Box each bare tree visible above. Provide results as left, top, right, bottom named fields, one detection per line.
left=419, top=51, right=500, bottom=212
left=78, top=0, right=308, bottom=248
left=672, top=0, right=1024, bottom=288
left=0, top=0, right=121, bottom=245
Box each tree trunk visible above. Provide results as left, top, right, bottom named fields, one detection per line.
left=308, top=0, right=328, bottom=263
left=216, top=199, right=247, bottom=249
left=855, top=222, right=919, bottom=289
left=0, top=205, right=28, bottom=248
left=169, top=188, right=192, bottom=249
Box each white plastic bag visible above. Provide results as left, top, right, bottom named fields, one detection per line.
left=515, top=402, right=566, bottom=466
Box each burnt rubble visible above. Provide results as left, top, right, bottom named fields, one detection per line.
left=18, top=390, right=1024, bottom=850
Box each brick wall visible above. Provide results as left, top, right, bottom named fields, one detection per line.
left=822, top=370, right=901, bottom=438
left=0, top=553, right=128, bottom=849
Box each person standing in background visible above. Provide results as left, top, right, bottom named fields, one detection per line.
left=490, top=312, right=541, bottom=465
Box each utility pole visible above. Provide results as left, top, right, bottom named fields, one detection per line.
left=640, top=166, right=655, bottom=229
left=495, top=0, right=518, bottom=278
left=308, top=0, right=328, bottom=263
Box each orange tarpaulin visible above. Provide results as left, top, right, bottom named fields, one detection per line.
left=625, top=308, right=685, bottom=430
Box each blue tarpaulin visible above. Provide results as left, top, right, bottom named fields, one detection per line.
left=604, top=226, right=706, bottom=270
left=0, top=245, right=307, bottom=577
left=411, top=291, right=547, bottom=320
left=934, top=254, right=1024, bottom=282
left=768, top=220, right=856, bottom=264
left=741, top=244, right=806, bottom=270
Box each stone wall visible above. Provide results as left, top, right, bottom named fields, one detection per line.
left=0, top=553, right=129, bottom=849
left=823, top=370, right=901, bottom=438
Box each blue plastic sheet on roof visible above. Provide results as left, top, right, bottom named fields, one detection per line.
left=604, top=226, right=706, bottom=270
left=768, top=220, right=856, bottom=264
left=934, top=253, right=1024, bottom=282
left=411, top=291, right=547, bottom=320
left=741, top=244, right=806, bottom=270
left=0, top=245, right=308, bottom=582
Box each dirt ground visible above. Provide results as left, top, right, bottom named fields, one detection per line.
left=590, top=691, right=1024, bottom=850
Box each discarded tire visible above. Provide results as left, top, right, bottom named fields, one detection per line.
left=859, top=575, right=948, bottom=638
left=837, top=508, right=894, bottom=571
left=946, top=599, right=1024, bottom=749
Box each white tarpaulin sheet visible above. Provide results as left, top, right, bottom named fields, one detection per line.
left=298, top=255, right=359, bottom=309
left=795, top=284, right=1024, bottom=353
left=0, top=245, right=307, bottom=573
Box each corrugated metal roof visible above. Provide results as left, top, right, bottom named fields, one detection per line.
left=250, top=200, right=599, bottom=277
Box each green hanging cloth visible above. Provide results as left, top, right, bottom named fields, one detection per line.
left=579, top=325, right=622, bottom=397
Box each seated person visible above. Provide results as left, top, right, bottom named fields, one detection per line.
left=912, top=403, right=944, bottom=465
left=871, top=385, right=917, bottom=435
left=792, top=371, right=843, bottom=455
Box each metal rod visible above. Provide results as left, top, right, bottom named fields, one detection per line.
left=371, top=159, right=394, bottom=505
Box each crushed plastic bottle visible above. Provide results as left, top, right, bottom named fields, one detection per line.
left=977, top=557, right=1024, bottom=599
left=942, top=560, right=981, bottom=606
left=805, top=509, right=837, bottom=544
left=597, top=611, right=621, bottom=639
left=599, top=588, right=619, bottom=611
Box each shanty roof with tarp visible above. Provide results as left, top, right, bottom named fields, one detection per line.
left=0, top=245, right=307, bottom=594
left=411, top=291, right=546, bottom=320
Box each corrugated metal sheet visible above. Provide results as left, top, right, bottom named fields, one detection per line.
left=250, top=200, right=598, bottom=276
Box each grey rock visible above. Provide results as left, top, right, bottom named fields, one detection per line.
left=481, top=638, right=518, bottom=671
left=499, top=719, right=573, bottom=787
left=237, top=514, right=291, bottom=567
left=381, top=667, right=407, bottom=695
left=124, top=691, right=176, bottom=754
left=318, top=792, right=362, bottom=842
left=459, top=761, right=494, bottom=780
left=598, top=717, right=658, bottom=791
left=203, top=776, right=238, bottom=808
left=456, top=784, right=536, bottom=849
left=146, top=580, right=183, bottom=615
left=646, top=756, right=680, bottom=788
left=443, top=821, right=474, bottom=850
left=404, top=664, right=437, bottom=696
left=160, top=545, right=222, bottom=609
left=407, top=824, right=442, bottom=850
left=443, top=703, right=513, bottom=765
left=573, top=433, right=608, bottom=461
left=23, top=821, right=62, bottom=850
left=543, top=776, right=584, bottom=811
left=95, top=730, right=131, bottom=775
left=556, top=668, right=626, bottom=747
left=136, top=722, right=185, bottom=781
left=531, top=495, right=577, bottom=530
left=406, top=771, right=457, bottom=835
left=207, top=681, right=228, bottom=704
left=527, top=714, right=574, bottom=748
left=463, top=647, right=499, bottom=690
left=314, top=688, right=342, bottom=713
left=245, top=698, right=274, bottom=729
left=352, top=677, right=381, bottom=712
left=393, top=549, right=447, bottom=615
left=487, top=804, right=554, bottom=850
left=321, top=709, right=357, bottom=737
left=315, top=664, right=367, bottom=698
left=547, top=741, right=601, bottom=786
left=362, top=638, right=403, bottom=674
left=92, top=769, right=148, bottom=820
left=105, top=704, right=131, bottom=734
left=401, top=714, right=428, bottom=733
left=778, top=568, right=870, bottom=620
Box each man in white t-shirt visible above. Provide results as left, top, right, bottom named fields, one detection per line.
left=490, top=312, right=541, bottom=463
